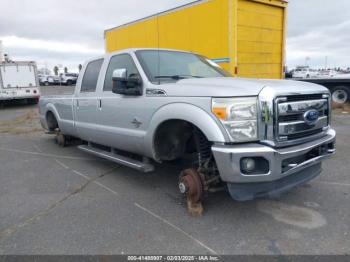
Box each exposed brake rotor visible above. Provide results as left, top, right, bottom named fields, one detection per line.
left=179, top=168, right=204, bottom=216
left=55, top=131, right=66, bottom=147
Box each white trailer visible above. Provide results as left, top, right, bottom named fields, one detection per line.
left=0, top=61, right=41, bottom=104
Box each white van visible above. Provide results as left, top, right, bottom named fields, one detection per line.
left=0, top=61, right=41, bottom=104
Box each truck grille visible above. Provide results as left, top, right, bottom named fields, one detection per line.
left=284, top=94, right=323, bottom=102
left=275, top=95, right=329, bottom=144
left=278, top=109, right=328, bottom=122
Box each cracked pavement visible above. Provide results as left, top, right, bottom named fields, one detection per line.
left=0, top=86, right=349, bottom=255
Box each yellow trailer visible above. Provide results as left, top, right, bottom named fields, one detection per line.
left=104, top=0, right=288, bottom=79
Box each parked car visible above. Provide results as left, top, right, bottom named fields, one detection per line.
left=39, top=49, right=336, bottom=215
left=59, top=73, right=78, bottom=85
left=38, top=74, right=58, bottom=86
left=292, top=66, right=319, bottom=79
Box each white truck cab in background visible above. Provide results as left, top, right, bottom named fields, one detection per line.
left=0, top=60, right=41, bottom=104
left=292, top=66, right=319, bottom=79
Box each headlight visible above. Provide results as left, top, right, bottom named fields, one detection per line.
left=212, top=97, right=258, bottom=142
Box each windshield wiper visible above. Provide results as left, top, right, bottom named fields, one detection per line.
left=154, top=75, right=203, bottom=80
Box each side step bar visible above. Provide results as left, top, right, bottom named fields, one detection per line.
left=78, top=145, right=154, bottom=173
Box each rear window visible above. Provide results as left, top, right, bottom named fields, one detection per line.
left=81, top=59, right=103, bottom=93
left=1, top=64, right=37, bottom=88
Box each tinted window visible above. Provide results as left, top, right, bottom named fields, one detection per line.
left=81, top=59, right=103, bottom=93
left=104, top=54, right=140, bottom=91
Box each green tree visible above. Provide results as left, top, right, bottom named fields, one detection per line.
left=53, top=66, right=59, bottom=76
left=78, top=64, right=82, bottom=72
left=64, top=67, right=68, bottom=74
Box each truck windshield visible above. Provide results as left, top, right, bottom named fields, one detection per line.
left=136, top=50, right=231, bottom=84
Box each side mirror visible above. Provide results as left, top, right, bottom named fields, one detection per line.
left=112, top=68, right=142, bottom=96
left=112, top=68, right=127, bottom=82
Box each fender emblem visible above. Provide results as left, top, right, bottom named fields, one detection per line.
left=131, top=117, right=142, bottom=128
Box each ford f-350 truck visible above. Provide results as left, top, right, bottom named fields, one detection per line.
left=39, top=49, right=336, bottom=215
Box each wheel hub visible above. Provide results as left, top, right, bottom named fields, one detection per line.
left=178, top=182, right=187, bottom=194
left=179, top=169, right=204, bottom=216
left=332, top=90, right=348, bottom=104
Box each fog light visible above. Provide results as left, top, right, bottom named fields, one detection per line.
left=241, top=158, right=256, bottom=172
left=240, top=157, right=270, bottom=175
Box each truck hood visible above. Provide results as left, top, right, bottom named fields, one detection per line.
left=159, top=77, right=328, bottom=97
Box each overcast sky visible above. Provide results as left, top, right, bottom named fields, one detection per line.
left=1, top=0, right=349, bottom=72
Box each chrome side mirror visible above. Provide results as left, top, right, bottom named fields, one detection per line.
left=112, top=68, right=127, bottom=81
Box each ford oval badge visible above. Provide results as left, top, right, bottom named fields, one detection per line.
left=303, top=109, right=319, bottom=125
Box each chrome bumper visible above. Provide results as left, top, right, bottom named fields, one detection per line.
left=212, top=129, right=336, bottom=184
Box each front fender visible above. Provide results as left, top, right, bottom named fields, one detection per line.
left=144, top=103, right=228, bottom=159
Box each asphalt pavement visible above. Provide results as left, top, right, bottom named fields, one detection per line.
left=0, top=86, right=349, bottom=255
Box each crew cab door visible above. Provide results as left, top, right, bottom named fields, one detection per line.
left=96, top=53, right=145, bottom=154
left=74, top=58, right=104, bottom=142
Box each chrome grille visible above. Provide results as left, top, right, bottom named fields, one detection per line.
left=278, top=109, right=327, bottom=122
left=275, top=95, right=330, bottom=143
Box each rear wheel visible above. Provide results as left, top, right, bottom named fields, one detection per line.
left=66, top=80, right=73, bottom=86
left=331, top=86, right=349, bottom=104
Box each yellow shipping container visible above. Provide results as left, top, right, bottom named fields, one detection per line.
left=105, top=0, right=288, bottom=79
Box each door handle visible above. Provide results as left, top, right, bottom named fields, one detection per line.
left=98, top=99, right=102, bottom=109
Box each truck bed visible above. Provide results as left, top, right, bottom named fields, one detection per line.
left=39, top=95, right=76, bottom=136
left=296, top=78, right=350, bottom=104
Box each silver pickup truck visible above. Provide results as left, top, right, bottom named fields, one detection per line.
left=39, top=49, right=336, bottom=215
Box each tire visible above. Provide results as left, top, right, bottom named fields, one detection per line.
left=66, top=80, right=73, bottom=86
left=331, top=86, right=349, bottom=104
left=44, top=81, right=49, bottom=86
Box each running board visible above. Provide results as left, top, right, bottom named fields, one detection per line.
left=78, top=145, right=155, bottom=173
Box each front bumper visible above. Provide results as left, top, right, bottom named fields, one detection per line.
left=212, top=129, right=336, bottom=200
